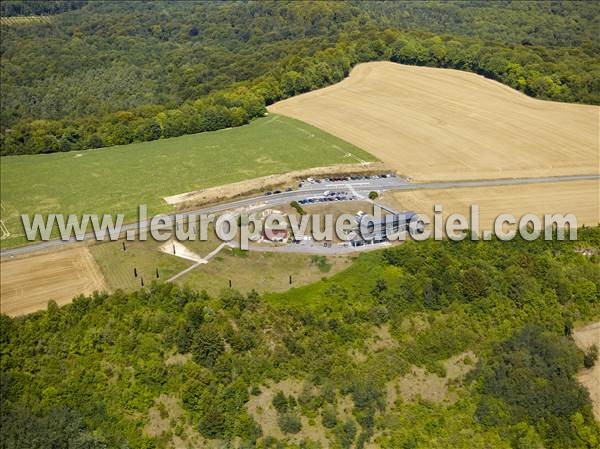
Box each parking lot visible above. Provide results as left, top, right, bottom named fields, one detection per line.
left=263, top=173, right=400, bottom=205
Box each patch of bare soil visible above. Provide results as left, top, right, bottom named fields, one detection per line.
left=164, top=352, right=192, bottom=366
left=144, top=394, right=212, bottom=449
left=246, top=379, right=329, bottom=447
left=145, top=395, right=182, bottom=438
left=386, top=351, right=477, bottom=408
left=366, top=324, right=399, bottom=352
left=573, top=322, right=600, bottom=421
left=349, top=324, right=399, bottom=363
left=399, top=314, right=431, bottom=336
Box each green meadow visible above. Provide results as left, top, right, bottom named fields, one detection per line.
left=0, top=114, right=375, bottom=248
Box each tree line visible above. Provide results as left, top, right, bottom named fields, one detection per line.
left=1, top=1, right=599, bottom=155
left=0, top=1, right=87, bottom=17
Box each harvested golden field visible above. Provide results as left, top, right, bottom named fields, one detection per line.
left=0, top=16, right=52, bottom=26
left=0, top=247, right=107, bottom=316
left=381, top=180, right=600, bottom=229
left=269, top=62, right=599, bottom=182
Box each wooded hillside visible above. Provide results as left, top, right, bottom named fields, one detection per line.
left=1, top=1, right=599, bottom=155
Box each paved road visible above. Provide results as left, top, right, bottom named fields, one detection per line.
left=1, top=173, right=598, bottom=258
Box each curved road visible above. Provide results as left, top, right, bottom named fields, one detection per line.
left=1, top=173, right=598, bottom=258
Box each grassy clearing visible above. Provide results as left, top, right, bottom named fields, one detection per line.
left=178, top=247, right=352, bottom=295
left=264, top=250, right=385, bottom=310
left=0, top=114, right=375, bottom=248
left=88, top=240, right=190, bottom=291
left=89, top=236, right=353, bottom=295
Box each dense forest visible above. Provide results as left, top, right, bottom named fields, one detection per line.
left=1, top=1, right=599, bottom=155
left=0, top=1, right=87, bottom=17
left=1, top=229, right=599, bottom=448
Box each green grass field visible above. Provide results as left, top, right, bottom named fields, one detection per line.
left=88, top=236, right=353, bottom=295
left=0, top=114, right=375, bottom=248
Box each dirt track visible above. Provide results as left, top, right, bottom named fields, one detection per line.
left=269, top=62, right=599, bottom=182
left=0, top=246, right=107, bottom=316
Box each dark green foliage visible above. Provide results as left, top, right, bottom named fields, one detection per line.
left=191, top=326, right=224, bottom=368
left=348, top=378, right=384, bottom=412
left=1, top=1, right=86, bottom=16
left=311, top=255, right=332, bottom=273
left=368, top=191, right=379, bottom=200
left=322, top=405, right=337, bottom=429
left=184, top=302, right=204, bottom=329
left=224, top=325, right=256, bottom=353
left=460, top=267, right=489, bottom=301
left=336, top=419, right=357, bottom=449
left=199, top=406, right=225, bottom=439
left=277, top=412, right=302, bottom=434
left=220, top=289, right=244, bottom=310
left=2, top=2, right=599, bottom=155
left=272, top=391, right=288, bottom=414
left=371, top=278, right=387, bottom=298
left=0, top=228, right=598, bottom=447
left=173, top=319, right=191, bottom=353
left=476, top=326, right=592, bottom=447
left=583, top=344, right=598, bottom=369
left=0, top=406, right=107, bottom=449
left=290, top=201, right=306, bottom=215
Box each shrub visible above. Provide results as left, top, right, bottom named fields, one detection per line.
left=272, top=391, right=288, bottom=413
left=278, top=412, right=302, bottom=434
left=336, top=419, right=357, bottom=449
left=290, top=201, right=306, bottom=215
left=322, top=405, right=337, bottom=429
left=311, top=255, right=331, bottom=273
left=191, top=326, right=224, bottom=367
left=584, top=344, right=598, bottom=369
left=199, top=406, right=225, bottom=438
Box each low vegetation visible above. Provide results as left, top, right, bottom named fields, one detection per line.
left=0, top=115, right=373, bottom=248
left=90, top=238, right=351, bottom=295
left=1, top=227, right=598, bottom=448
left=290, top=201, right=306, bottom=216
left=310, top=255, right=332, bottom=274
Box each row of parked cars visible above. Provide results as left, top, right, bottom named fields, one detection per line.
left=298, top=191, right=356, bottom=204
left=302, top=173, right=395, bottom=185
left=264, top=187, right=293, bottom=196
left=265, top=172, right=397, bottom=196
